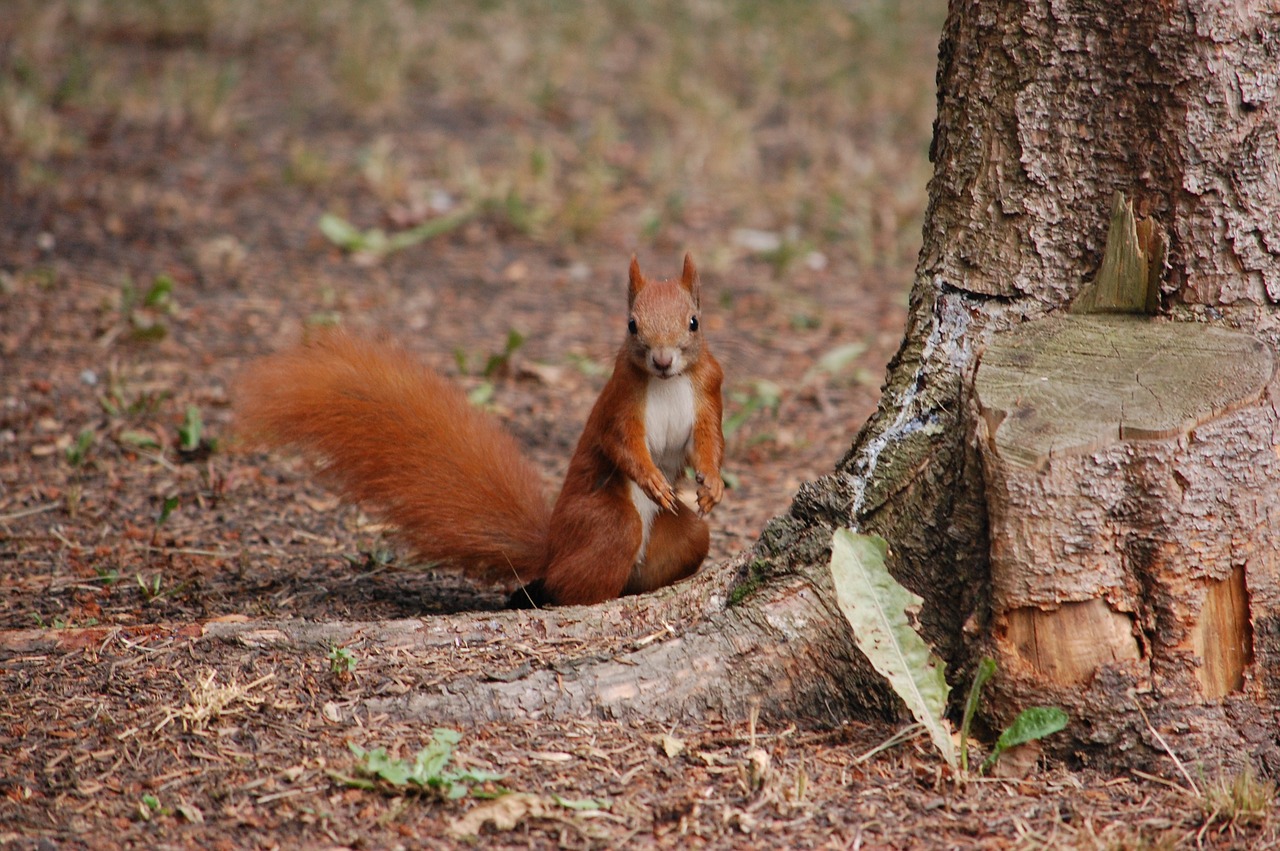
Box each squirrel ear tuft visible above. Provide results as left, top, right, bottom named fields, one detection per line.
left=628, top=253, right=645, bottom=308
left=680, top=252, right=700, bottom=304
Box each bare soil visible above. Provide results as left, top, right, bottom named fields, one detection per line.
left=1, top=4, right=1276, bottom=849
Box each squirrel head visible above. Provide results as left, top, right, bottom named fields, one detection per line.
left=625, top=253, right=704, bottom=379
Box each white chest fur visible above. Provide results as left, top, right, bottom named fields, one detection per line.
left=644, top=374, right=695, bottom=479
left=629, top=375, right=696, bottom=562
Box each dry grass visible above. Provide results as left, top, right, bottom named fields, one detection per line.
left=1200, top=767, right=1277, bottom=833
left=155, top=668, right=275, bottom=733
left=3, top=0, right=940, bottom=266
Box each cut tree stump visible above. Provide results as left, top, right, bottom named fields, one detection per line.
left=973, top=313, right=1278, bottom=754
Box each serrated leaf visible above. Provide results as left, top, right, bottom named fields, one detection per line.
left=829, top=529, right=954, bottom=767
left=982, top=706, right=1068, bottom=772
left=349, top=730, right=503, bottom=795
left=413, top=728, right=461, bottom=781
left=995, top=706, right=1069, bottom=751
left=351, top=744, right=415, bottom=786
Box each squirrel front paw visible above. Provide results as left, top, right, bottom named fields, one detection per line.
left=695, top=471, right=723, bottom=516
left=639, top=471, right=678, bottom=513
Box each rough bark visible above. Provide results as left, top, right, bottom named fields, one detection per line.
left=804, top=0, right=1280, bottom=769
left=974, top=312, right=1278, bottom=757
left=0, top=554, right=896, bottom=727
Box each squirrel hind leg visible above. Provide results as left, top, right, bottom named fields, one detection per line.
left=623, top=501, right=709, bottom=596
left=510, top=502, right=705, bottom=607
left=537, top=498, right=643, bottom=606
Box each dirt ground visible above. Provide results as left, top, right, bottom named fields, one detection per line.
left=1, top=2, right=1276, bottom=848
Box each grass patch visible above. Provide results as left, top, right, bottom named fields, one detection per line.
left=1201, top=766, right=1276, bottom=830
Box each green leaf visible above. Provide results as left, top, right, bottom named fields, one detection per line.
left=66, top=428, right=95, bottom=466
left=351, top=744, right=415, bottom=786
left=829, top=529, right=954, bottom=767
left=119, top=430, right=160, bottom=450
left=982, top=706, right=1068, bottom=773
left=178, top=405, right=203, bottom=452
left=318, top=213, right=369, bottom=251
left=328, top=770, right=376, bottom=790
left=960, top=657, right=997, bottom=773
left=553, top=795, right=609, bottom=810
left=328, top=645, right=357, bottom=673
left=467, top=382, right=494, bottom=407
left=384, top=208, right=474, bottom=252
left=144, top=275, right=174, bottom=308
left=349, top=729, right=503, bottom=795
left=813, top=341, right=868, bottom=377
left=481, top=329, right=527, bottom=377
left=320, top=210, right=473, bottom=258
left=413, top=728, right=461, bottom=781
left=156, top=495, right=179, bottom=526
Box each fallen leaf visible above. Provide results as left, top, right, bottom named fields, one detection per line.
left=745, top=747, right=771, bottom=789
left=176, top=801, right=204, bottom=823
left=449, top=793, right=549, bottom=837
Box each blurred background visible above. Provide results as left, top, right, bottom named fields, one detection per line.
left=3, top=1, right=940, bottom=266
left=1, top=0, right=944, bottom=621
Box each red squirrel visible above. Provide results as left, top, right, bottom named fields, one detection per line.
left=234, top=253, right=724, bottom=607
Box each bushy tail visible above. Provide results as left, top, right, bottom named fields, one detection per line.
left=234, top=331, right=551, bottom=585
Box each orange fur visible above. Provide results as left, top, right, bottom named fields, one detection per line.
left=235, top=254, right=724, bottom=607
left=234, top=332, right=551, bottom=585
left=623, top=501, right=710, bottom=596
left=533, top=254, right=725, bottom=604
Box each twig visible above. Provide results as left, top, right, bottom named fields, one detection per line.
left=256, top=785, right=325, bottom=805
left=49, top=528, right=82, bottom=550
left=0, top=502, right=61, bottom=523
left=1134, top=700, right=1200, bottom=797
left=138, top=545, right=239, bottom=559
left=137, top=450, right=179, bottom=473
left=852, top=723, right=925, bottom=765
left=1131, top=768, right=1194, bottom=794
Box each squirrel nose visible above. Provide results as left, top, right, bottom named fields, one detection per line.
left=652, top=352, right=674, bottom=373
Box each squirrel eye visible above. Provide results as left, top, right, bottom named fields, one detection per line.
left=689, top=315, right=699, bottom=332
left=627, top=317, right=638, bottom=335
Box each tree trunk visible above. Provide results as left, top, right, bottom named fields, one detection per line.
left=811, top=0, right=1280, bottom=768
